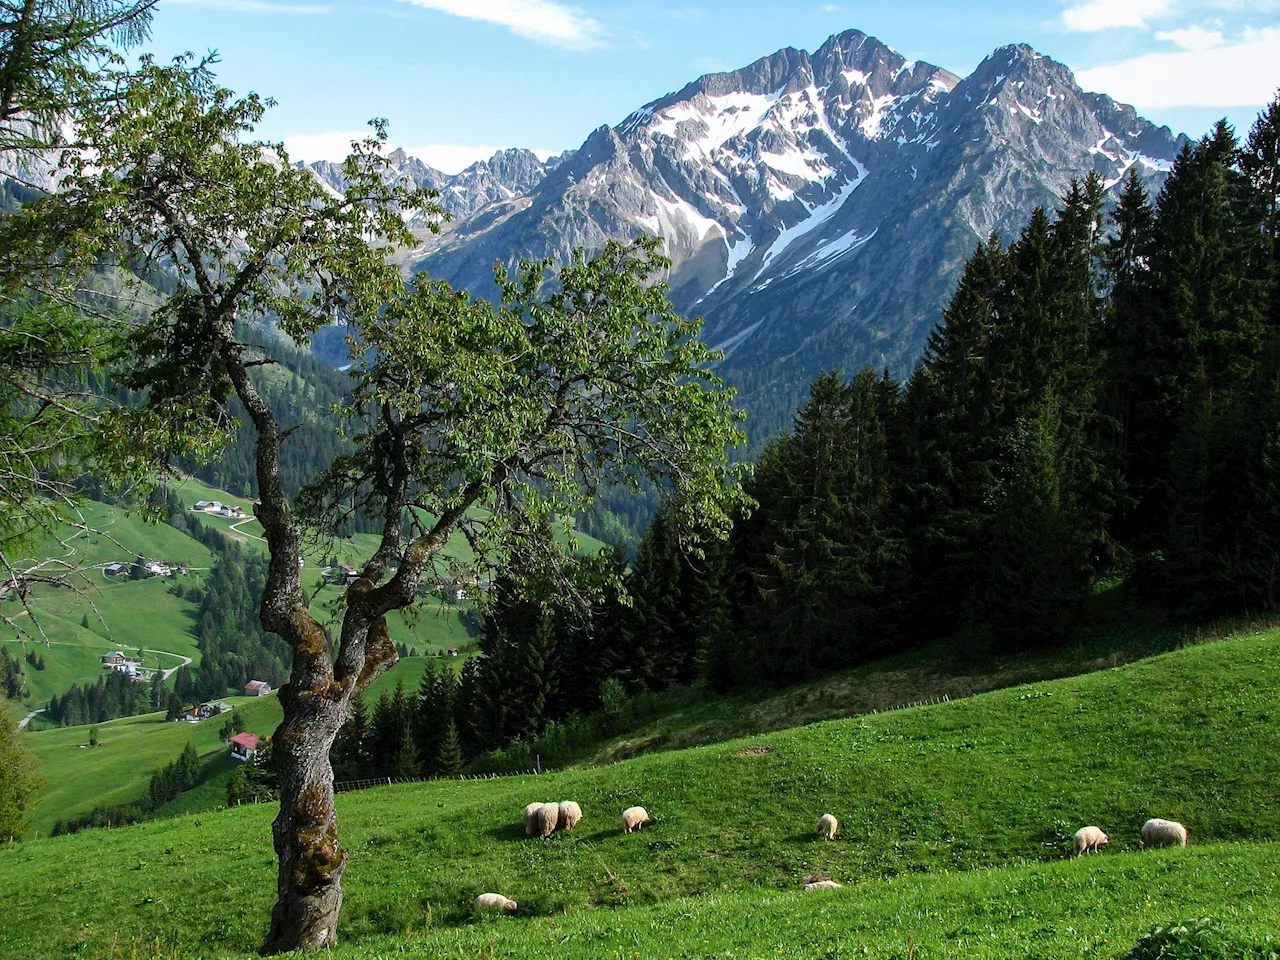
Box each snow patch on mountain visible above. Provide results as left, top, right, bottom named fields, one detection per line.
left=752, top=162, right=868, bottom=283
left=651, top=91, right=782, bottom=157
left=784, top=226, right=877, bottom=277
left=654, top=193, right=723, bottom=240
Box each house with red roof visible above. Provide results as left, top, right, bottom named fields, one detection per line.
left=243, top=680, right=271, bottom=697
left=229, top=732, right=261, bottom=761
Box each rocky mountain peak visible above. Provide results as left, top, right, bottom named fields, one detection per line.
left=390, top=28, right=1189, bottom=436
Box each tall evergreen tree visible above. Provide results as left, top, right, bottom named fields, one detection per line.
left=434, top=721, right=463, bottom=777
left=898, top=233, right=1011, bottom=638
left=330, top=692, right=367, bottom=782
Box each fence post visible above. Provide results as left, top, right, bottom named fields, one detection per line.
left=536, top=753, right=541, bottom=775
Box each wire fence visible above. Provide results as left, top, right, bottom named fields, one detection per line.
left=867, top=694, right=952, bottom=714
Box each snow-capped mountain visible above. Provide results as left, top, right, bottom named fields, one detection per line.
left=302, top=146, right=565, bottom=228
left=409, top=29, right=1186, bottom=434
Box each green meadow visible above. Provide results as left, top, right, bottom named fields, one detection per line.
left=18, top=655, right=438, bottom=834
left=0, top=625, right=1276, bottom=958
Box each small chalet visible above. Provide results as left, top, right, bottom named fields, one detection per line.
left=229, top=732, right=261, bottom=761
left=215, top=505, right=246, bottom=519
left=101, top=651, right=125, bottom=666
left=192, top=500, right=222, bottom=513
left=186, top=701, right=227, bottom=722
left=103, top=562, right=129, bottom=577
left=143, top=560, right=171, bottom=577
left=244, top=680, right=271, bottom=697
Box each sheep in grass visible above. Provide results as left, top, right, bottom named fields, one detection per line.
left=816, top=814, right=839, bottom=840
left=1141, top=818, right=1188, bottom=848
left=1072, top=826, right=1109, bottom=856
left=621, top=806, right=651, bottom=834
left=532, top=802, right=560, bottom=838
left=804, top=880, right=843, bottom=891
left=558, top=801, right=583, bottom=831
left=522, top=802, right=542, bottom=836
left=475, top=893, right=518, bottom=915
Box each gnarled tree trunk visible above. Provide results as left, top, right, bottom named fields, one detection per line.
left=225, top=347, right=405, bottom=953
left=263, top=686, right=346, bottom=952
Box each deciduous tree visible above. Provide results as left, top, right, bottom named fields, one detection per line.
left=1, top=58, right=746, bottom=952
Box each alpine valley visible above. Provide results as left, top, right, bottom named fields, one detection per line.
left=303, top=27, right=1187, bottom=437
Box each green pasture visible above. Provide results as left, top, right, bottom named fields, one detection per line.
left=0, top=602, right=192, bottom=724
left=0, top=627, right=1276, bottom=958
left=30, top=578, right=204, bottom=662
left=21, top=694, right=283, bottom=835
left=13, top=497, right=218, bottom=575
left=18, top=655, right=437, bottom=833
left=571, top=598, right=1254, bottom=768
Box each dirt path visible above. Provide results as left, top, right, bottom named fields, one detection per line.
left=228, top=518, right=266, bottom=543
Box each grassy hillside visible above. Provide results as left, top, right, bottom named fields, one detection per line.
left=0, top=478, right=496, bottom=725
left=1, top=626, right=1276, bottom=958
left=20, top=655, right=437, bottom=834
left=23, top=694, right=282, bottom=834
left=11, top=498, right=218, bottom=574
left=568, top=600, right=1266, bottom=769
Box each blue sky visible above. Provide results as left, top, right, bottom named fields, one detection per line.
left=143, top=0, right=1280, bottom=172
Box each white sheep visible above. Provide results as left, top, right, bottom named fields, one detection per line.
left=475, top=893, right=518, bottom=914
left=816, top=814, right=839, bottom=840
left=803, top=880, right=843, bottom=890
left=1141, top=818, right=1188, bottom=848
left=558, top=801, right=583, bottom=831
left=621, top=806, right=650, bottom=834
left=522, top=802, right=542, bottom=836
left=1072, top=825, right=1109, bottom=856
left=533, top=802, right=560, bottom=838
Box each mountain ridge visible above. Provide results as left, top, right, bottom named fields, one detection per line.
left=291, top=29, right=1187, bottom=437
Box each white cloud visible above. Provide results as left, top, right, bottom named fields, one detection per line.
left=1077, top=27, right=1280, bottom=106
left=1062, top=0, right=1169, bottom=31
left=393, top=0, right=604, bottom=49
left=1155, top=25, right=1225, bottom=49
left=167, top=0, right=328, bottom=12
left=819, top=4, right=841, bottom=11
left=281, top=131, right=375, bottom=163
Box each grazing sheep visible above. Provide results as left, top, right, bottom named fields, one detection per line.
left=522, top=802, right=542, bottom=836
left=1141, top=818, right=1188, bottom=848
left=532, top=802, right=560, bottom=838
left=558, top=801, right=583, bottom=831
left=803, top=880, right=843, bottom=891
left=621, top=806, right=650, bottom=834
left=475, top=893, right=518, bottom=914
left=1072, top=826, right=1109, bottom=856
left=816, top=814, right=839, bottom=840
